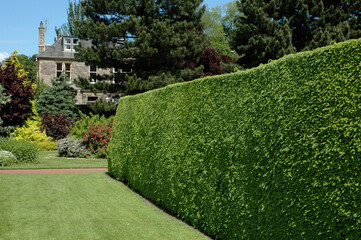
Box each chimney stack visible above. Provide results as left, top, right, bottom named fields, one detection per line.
left=38, top=21, right=45, bottom=54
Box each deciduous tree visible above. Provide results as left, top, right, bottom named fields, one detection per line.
left=55, top=0, right=85, bottom=39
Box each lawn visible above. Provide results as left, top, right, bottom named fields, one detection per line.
left=0, top=173, right=209, bottom=240
left=0, top=151, right=108, bottom=169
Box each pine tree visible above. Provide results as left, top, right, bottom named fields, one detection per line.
left=76, top=0, right=206, bottom=94
left=233, top=0, right=361, bottom=68
left=232, top=0, right=295, bottom=68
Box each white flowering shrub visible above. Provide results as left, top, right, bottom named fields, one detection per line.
left=0, top=150, right=17, bottom=166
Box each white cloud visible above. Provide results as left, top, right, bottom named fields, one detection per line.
left=0, top=52, right=10, bottom=62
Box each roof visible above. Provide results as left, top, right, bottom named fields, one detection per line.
left=37, top=36, right=92, bottom=60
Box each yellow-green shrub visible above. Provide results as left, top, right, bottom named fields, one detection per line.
left=12, top=117, right=56, bottom=151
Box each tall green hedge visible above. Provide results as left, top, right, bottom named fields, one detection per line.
left=108, top=39, right=361, bottom=239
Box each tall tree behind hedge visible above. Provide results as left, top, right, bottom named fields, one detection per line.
left=55, top=0, right=85, bottom=39
left=76, top=0, right=206, bottom=94
left=232, top=0, right=295, bottom=68
left=202, top=6, right=232, bottom=55
left=202, top=1, right=239, bottom=56
left=233, top=0, right=361, bottom=68
left=0, top=53, right=35, bottom=136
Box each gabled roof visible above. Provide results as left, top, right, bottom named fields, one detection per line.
left=37, top=36, right=92, bottom=60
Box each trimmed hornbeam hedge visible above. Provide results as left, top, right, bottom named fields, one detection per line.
left=108, top=39, right=361, bottom=239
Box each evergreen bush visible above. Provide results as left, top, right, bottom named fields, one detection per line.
left=36, top=74, right=78, bottom=119
left=108, top=39, right=361, bottom=239
left=88, top=98, right=117, bottom=117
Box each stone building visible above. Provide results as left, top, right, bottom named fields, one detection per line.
left=36, top=22, right=121, bottom=105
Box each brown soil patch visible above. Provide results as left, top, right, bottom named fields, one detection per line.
left=0, top=168, right=108, bottom=174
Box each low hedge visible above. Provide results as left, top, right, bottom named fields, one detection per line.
left=108, top=39, right=361, bottom=239
left=0, top=138, right=38, bottom=163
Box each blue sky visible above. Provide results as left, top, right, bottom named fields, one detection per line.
left=0, top=0, right=235, bottom=61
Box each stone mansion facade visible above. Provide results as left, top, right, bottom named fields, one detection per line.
left=37, top=22, right=126, bottom=105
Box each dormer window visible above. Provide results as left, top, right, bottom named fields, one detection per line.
left=63, top=37, right=79, bottom=52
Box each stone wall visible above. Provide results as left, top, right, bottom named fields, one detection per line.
left=38, top=59, right=56, bottom=86
left=38, top=58, right=115, bottom=105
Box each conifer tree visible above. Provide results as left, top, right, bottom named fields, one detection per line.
left=76, top=0, right=206, bottom=94
left=36, top=75, right=78, bottom=120
left=232, top=0, right=295, bottom=68
left=233, top=0, right=361, bottom=68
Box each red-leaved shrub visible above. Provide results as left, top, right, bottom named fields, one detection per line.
left=83, top=122, right=113, bottom=158
left=40, top=111, right=74, bottom=140
left=0, top=61, right=35, bottom=135
left=199, top=48, right=225, bottom=76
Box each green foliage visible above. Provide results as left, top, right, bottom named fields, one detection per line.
left=0, top=138, right=38, bottom=163
left=0, top=150, right=17, bottom=166
left=70, top=111, right=113, bottom=139
left=221, top=1, right=238, bottom=44
left=202, top=6, right=232, bottom=55
left=233, top=0, right=361, bottom=68
left=36, top=74, right=78, bottom=119
left=16, top=54, right=37, bottom=81
left=76, top=0, right=206, bottom=94
left=57, top=136, right=91, bottom=158
left=125, top=72, right=182, bottom=95
left=34, top=78, right=48, bottom=100
left=108, top=39, right=361, bottom=239
left=232, top=0, right=296, bottom=68
left=88, top=98, right=117, bottom=117
left=202, top=1, right=240, bottom=56
left=55, top=0, right=85, bottom=40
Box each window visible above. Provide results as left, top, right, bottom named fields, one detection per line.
left=112, top=68, right=119, bottom=84
left=64, top=38, right=71, bottom=50
left=89, top=65, right=97, bottom=84
left=87, top=96, right=98, bottom=103
left=122, top=64, right=132, bottom=73
left=63, top=37, right=79, bottom=52
left=113, top=64, right=132, bottom=83
left=56, top=63, right=71, bottom=80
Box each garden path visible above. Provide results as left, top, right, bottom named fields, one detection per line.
left=0, top=168, right=108, bottom=174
